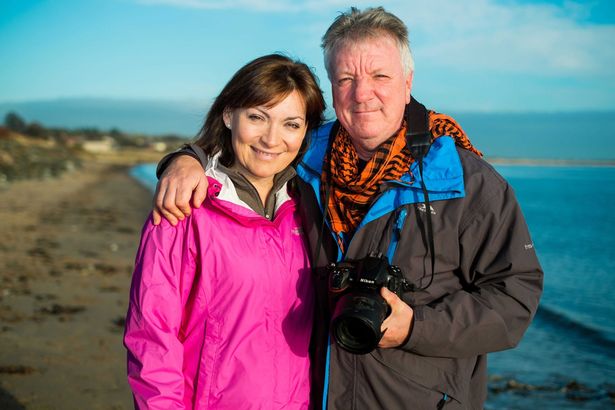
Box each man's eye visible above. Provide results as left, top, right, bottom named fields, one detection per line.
left=337, top=77, right=352, bottom=85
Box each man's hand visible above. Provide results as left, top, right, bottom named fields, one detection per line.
left=378, top=287, right=414, bottom=348
left=152, top=155, right=209, bottom=225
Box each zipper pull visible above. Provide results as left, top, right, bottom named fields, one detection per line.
left=436, top=393, right=449, bottom=409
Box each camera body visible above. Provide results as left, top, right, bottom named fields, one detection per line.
left=328, top=253, right=409, bottom=354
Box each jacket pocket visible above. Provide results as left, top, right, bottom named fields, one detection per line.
left=367, top=348, right=472, bottom=408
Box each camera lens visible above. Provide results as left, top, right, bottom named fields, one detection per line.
left=331, top=292, right=389, bottom=354
left=333, top=316, right=381, bottom=354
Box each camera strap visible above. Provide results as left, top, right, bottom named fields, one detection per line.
left=404, top=97, right=432, bottom=161
left=314, top=121, right=341, bottom=276
left=315, top=98, right=436, bottom=291
left=404, top=97, right=436, bottom=291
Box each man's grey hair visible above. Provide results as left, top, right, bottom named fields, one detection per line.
left=321, top=7, right=414, bottom=79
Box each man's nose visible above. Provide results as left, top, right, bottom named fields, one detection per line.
left=353, top=78, right=374, bottom=103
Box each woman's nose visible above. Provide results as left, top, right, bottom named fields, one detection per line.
left=260, top=123, right=282, bottom=147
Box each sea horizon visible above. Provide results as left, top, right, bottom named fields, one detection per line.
left=2, top=98, right=615, bottom=162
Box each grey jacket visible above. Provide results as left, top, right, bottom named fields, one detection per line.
left=295, top=122, right=544, bottom=410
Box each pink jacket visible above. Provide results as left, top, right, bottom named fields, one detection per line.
left=124, top=170, right=313, bottom=409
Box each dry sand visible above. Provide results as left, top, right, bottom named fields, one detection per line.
left=0, top=159, right=154, bottom=409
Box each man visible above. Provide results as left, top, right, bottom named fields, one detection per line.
left=153, top=7, right=543, bottom=409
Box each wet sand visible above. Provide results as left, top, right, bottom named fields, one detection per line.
left=0, top=160, right=153, bottom=409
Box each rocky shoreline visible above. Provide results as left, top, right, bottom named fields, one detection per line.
left=487, top=375, right=615, bottom=408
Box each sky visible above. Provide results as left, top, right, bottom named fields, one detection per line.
left=1, top=0, right=615, bottom=112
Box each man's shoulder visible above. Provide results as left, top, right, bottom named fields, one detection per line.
left=311, top=121, right=336, bottom=143
left=300, top=121, right=337, bottom=172
left=456, top=146, right=510, bottom=197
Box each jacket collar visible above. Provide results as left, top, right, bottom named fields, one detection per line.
left=297, top=121, right=464, bottom=199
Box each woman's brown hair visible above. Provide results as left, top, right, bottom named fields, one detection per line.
left=194, top=54, right=325, bottom=167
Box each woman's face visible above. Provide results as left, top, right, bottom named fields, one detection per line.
left=224, top=90, right=307, bottom=186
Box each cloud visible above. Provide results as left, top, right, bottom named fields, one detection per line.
left=393, top=0, right=615, bottom=77
left=137, top=0, right=615, bottom=78
left=264, top=0, right=615, bottom=78
left=136, top=0, right=370, bottom=12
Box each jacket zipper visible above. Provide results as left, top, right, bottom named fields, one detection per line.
left=386, top=207, right=408, bottom=262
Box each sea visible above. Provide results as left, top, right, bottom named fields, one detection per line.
left=130, top=112, right=615, bottom=408
left=485, top=165, right=615, bottom=409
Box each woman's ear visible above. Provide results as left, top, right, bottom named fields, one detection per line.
left=222, top=109, right=233, bottom=129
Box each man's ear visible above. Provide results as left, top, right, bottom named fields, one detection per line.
left=405, top=71, right=413, bottom=104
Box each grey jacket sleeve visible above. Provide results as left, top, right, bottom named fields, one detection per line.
left=155, top=144, right=207, bottom=179
left=402, top=164, right=544, bottom=358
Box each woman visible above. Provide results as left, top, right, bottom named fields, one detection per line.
left=124, top=54, right=325, bottom=409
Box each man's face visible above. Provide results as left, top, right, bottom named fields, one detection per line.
left=330, top=35, right=412, bottom=160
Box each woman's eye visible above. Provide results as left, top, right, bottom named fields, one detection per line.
left=248, top=114, right=263, bottom=121
left=286, top=122, right=301, bottom=129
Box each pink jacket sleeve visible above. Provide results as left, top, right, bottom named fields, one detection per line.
left=124, top=215, right=197, bottom=409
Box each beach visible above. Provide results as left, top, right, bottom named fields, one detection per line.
left=2, top=152, right=614, bottom=409
left=0, top=154, right=156, bottom=409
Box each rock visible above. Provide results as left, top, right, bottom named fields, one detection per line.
left=0, top=365, right=36, bottom=375
left=39, top=304, right=86, bottom=315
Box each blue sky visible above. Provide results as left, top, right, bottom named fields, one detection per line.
left=1, top=0, right=614, bottom=112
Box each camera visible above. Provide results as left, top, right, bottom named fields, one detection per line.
left=328, top=253, right=410, bottom=354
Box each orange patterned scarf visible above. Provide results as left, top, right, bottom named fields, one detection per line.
left=321, top=111, right=481, bottom=249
